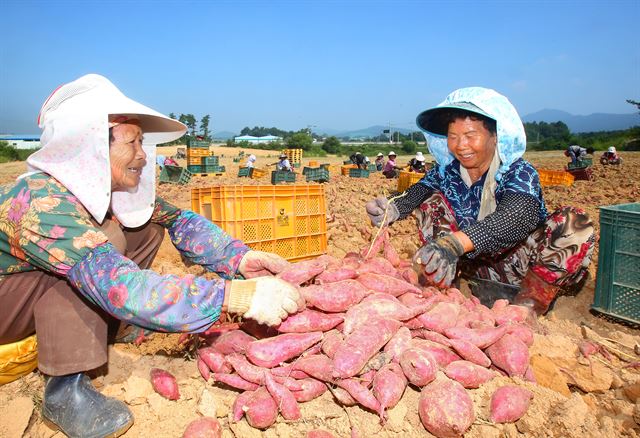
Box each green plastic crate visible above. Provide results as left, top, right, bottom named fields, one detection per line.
left=187, top=139, right=210, bottom=148
left=367, top=164, right=377, bottom=172
left=567, top=157, right=593, bottom=170
left=233, top=157, right=241, bottom=163
left=320, top=163, right=330, bottom=169
left=305, top=168, right=330, bottom=183
left=206, top=165, right=225, bottom=173
left=343, top=160, right=352, bottom=165
left=271, top=171, right=296, bottom=184
left=201, top=156, right=219, bottom=166
left=238, top=167, right=253, bottom=177
left=349, top=168, right=370, bottom=178
left=293, top=163, right=301, bottom=169
left=592, top=202, right=640, bottom=324
left=187, top=164, right=203, bottom=173
left=159, top=165, right=192, bottom=185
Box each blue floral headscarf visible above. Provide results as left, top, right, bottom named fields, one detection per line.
left=416, top=87, right=526, bottom=181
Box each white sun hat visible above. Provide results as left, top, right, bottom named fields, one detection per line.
left=388, top=151, right=397, bottom=156
left=415, top=151, right=426, bottom=161
left=27, top=74, right=186, bottom=227
left=376, top=152, right=383, bottom=157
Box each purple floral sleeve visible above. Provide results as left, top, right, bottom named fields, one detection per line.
left=68, top=243, right=225, bottom=333
left=168, top=210, right=250, bottom=279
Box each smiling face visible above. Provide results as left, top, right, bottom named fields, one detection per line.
left=109, top=121, right=146, bottom=191
left=447, top=116, right=497, bottom=179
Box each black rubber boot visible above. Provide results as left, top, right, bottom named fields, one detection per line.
left=42, top=373, right=133, bottom=438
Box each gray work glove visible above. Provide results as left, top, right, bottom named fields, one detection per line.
left=365, top=196, right=400, bottom=227
left=413, top=234, right=465, bottom=287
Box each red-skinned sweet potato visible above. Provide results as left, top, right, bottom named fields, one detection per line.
left=446, top=338, right=492, bottom=368
left=306, top=430, right=336, bottom=438
left=291, top=378, right=327, bottom=402
left=417, top=302, right=461, bottom=334
left=493, top=304, right=532, bottom=325
left=198, top=347, right=232, bottom=374
left=316, top=267, right=359, bottom=284
left=150, top=368, right=180, bottom=400
left=504, top=323, right=534, bottom=346
left=232, top=390, right=253, bottom=422
left=243, top=387, right=278, bottom=429
left=356, top=273, right=422, bottom=296
left=270, top=364, right=310, bottom=380
left=209, top=330, right=256, bottom=355
left=412, top=329, right=452, bottom=347
left=212, top=373, right=260, bottom=391
left=418, top=374, right=475, bottom=438
left=343, top=294, right=416, bottom=334
left=277, top=258, right=328, bottom=285
left=444, top=325, right=507, bottom=349
left=197, top=357, right=210, bottom=382
left=321, top=329, right=344, bottom=359
left=264, top=372, right=301, bottom=420
left=336, top=378, right=381, bottom=412
left=300, top=280, right=367, bottom=313
left=444, top=360, right=497, bottom=388
left=383, top=326, right=412, bottom=362
left=399, top=348, right=438, bottom=387
left=485, top=334, right=530, bottom=377
left=246, top=332, right=324, bottom=368
left=291, top=354, right=335, bottom=382
left=331, top=386, right=357, bottom=406
left=276, top=309, right=344, bottom=333
left=411, top=339, right=461, bottom=367
left=333, top=318, right=401, bottom=378
left=489, top=385, right=533, bottom=423
left=373, top=363, right=407, bottom=420
left=182, top=417, right=222, bottom=438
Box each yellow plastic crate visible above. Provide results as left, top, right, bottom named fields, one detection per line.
left=397, top=170, right=425, bottom=192
left=341, top=164, right=357, bottom=175
left=187, top=148, right=211, bottom=158
left=538, top=169, right=575, bottom=187
left=308, top=160, right=319, bottom=167
left=250, top=168, right=268, bottom=179
left=187, top=157, right=203, bottom=165
left=283, top=149, right=303, bottom=164
left=191, top=185, right=327, bottom=261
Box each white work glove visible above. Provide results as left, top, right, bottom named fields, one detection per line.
left=227, top=277, right=305, bottom=326
left=238, top=250, right=291, bottom=278
left=365, top=196, right=400, bottom=227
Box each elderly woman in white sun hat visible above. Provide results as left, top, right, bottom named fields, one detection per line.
left=367, top=87, right=594, bottom=315
left=0, top=74, right=303, bottom=438
left=408, top=151, right=427, bottom=172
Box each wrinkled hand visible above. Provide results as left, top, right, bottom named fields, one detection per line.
left=413, top=234, right=465, bottom=287
left=227, top=277, right=304, bottom=326
left=238, top=250, right=291, bottom=278
left=365, top=196, right=400, bottom=227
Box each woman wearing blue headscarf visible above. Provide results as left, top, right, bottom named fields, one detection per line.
left=366, top=87, right=594, bottom=314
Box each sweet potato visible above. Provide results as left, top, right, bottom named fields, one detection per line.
left=300, top=280, right=367, bottom=312
left=316, top=268, right=358, bottom=284
left=418, top=374, right=474, bottom=438
left=212, top=373, right=260, bottom=391
left=444, top=360, right=497, bottom=388
left=306, top=430, right=336, bottom=438
left=356, top=257, right=397, bottom=275
left=446, top=338, right=492, bottom=368
left=246, top=331, right=324, bottom=368
left=232, top=390, right=253, bottom=422
left=333, top=318, right=402, bottom=378
left=383, top=326, right=412, bottom=362
left=182, top=417, right=222, bottom=438
left=243, top=387, right=278, bottom=429
left=356, top=273, right=422, bottom=296
left=417, top=302, right=461, bottom=333
left=343, top=294, right=416, bottom=334
left=383, top=236, right=402, bottom=267
left=225, top=353, right=268, bottom=385
left=198, top=347, right=232, bottom=374
left=412, top=329, right=452, bottom=347
left=264, top=372, right=301, bottom=420
left=277, top=258, right=328, bottom=285
left=291, top=354, right=335, bottom=382
left=150, top=368, right=180, bottom=400
left=400, top=267, right=420, bottom=286
left=485, top=334, right=530, bottom=377
left=276, top=309, right=344, bottom=333
left=197, top=357, right=210, bottom=382
left=489, top=385, right=533, bottom=423
left=505, top=323, right=534, bottom=347
left=209, top=330, right=256, bottom=355
left=360, top=352, right=391, bottom=374
left=358, top=369, right=376, bottom=387
left=336, top=378, right=381, bottom=412
left=444, top=325, right=507, bottom=349
left=373, top=363, right=407, bottom=419
left=331, top=386, right=357, bottom=406
left=493, top=304, right=532, bottom=325
left=321, top=329, right=344, bottom=359
left=399, top=348, right=438, bottom=387
left=291, top=378, right=327, bottom=402
left=270, top=364, right=310, bottom=380
left=411, top=339, right=461, bottom=367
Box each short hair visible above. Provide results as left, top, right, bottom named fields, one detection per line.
left=437, top=109, right=497, bottom=136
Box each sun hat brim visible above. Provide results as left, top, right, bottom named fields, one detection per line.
left=416, top=101, right=495, bottom=136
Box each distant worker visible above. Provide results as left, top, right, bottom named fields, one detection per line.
left=246, top=154, right=257, bottom=168
left=156, top=154, right=167, bottom=168
left=276, top=153, right=293, bottom=171
left=375, top=153, right=385, bottom=171
left=350, top=152, right=367, bottom=169
left=382, top=151, right=403, bottom=179
left=164, top=156, right=179, bottom=167
left=600, top=146, right=622, bottom=165
left=565, top=145, right=594, bottom=165
left=408, top=151, right=427, bottom=172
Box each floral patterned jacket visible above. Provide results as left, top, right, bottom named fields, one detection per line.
left=0, top=173, right=250, bottom=333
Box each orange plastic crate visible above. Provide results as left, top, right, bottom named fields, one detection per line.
left=250, top=168, right=268, bottom=179
left=397, top=170, right=425, bottom=192
left=341, top=164, right=357, bottom=175
left=283, top=149, right=303, bottom=164
left=191, top=185, right=327, bottom=261
left=308, top=160, right=319, bottom=167
left=187, top=148, right=211, bottom=158
left=538, top=169, right=575, bottom=187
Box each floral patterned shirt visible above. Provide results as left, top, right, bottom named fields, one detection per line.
left=0, top=173, right=250, bottom=333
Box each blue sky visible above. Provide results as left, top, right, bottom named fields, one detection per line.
left=1, top=0, right=638, bottom=135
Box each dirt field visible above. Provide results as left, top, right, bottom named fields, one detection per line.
left=1, top=149, right=639, bottom=438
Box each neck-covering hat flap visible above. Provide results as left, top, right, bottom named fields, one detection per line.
left=27, top=74, right=186, bottom=227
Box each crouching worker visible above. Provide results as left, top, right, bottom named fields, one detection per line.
left=0, top=74, right=303, bottom=438
left=600, top=146, right=622, bottom=165
left=366, top=87, right=594, bottom=315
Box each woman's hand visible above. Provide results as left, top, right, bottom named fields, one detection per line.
left=226, top=277, right=305, bottom=326
left=238, top=250, right=290, bottom=278
left=413, top=234, right=465, bottom=287
left=365, top=196, right=400, bottom=227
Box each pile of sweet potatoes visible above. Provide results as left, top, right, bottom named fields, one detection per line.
left=191, top=238, right=537, bottom=436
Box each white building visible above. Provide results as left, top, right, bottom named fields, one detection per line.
left=234, top=135, right=282, bottom=144
left=0, top=135, right=41, bottom=149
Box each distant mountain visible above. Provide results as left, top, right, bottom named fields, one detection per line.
left=212, top=131, right=237, bottom=140
left=325, top=125, right=414, bottom=139
left=522, top=109, right=639, bottom=133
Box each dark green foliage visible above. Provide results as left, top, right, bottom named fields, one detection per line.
left=286, top=132, right=313, bottom=150
left=0, top=141, right=37, bottom=163
left=322, top=137, right=341, bottom=154
left=401, top=140, right=417, bottom=154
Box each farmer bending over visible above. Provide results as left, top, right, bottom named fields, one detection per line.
left=565, top=144, right=594, bottom=165
left=366, top=87, right=594, bottom=315
left=0, top=74, right=303, bottom=438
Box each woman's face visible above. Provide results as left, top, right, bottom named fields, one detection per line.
left=109, top=121, right=146, bottom=191
left=447, top=116, right=496, bottom=173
